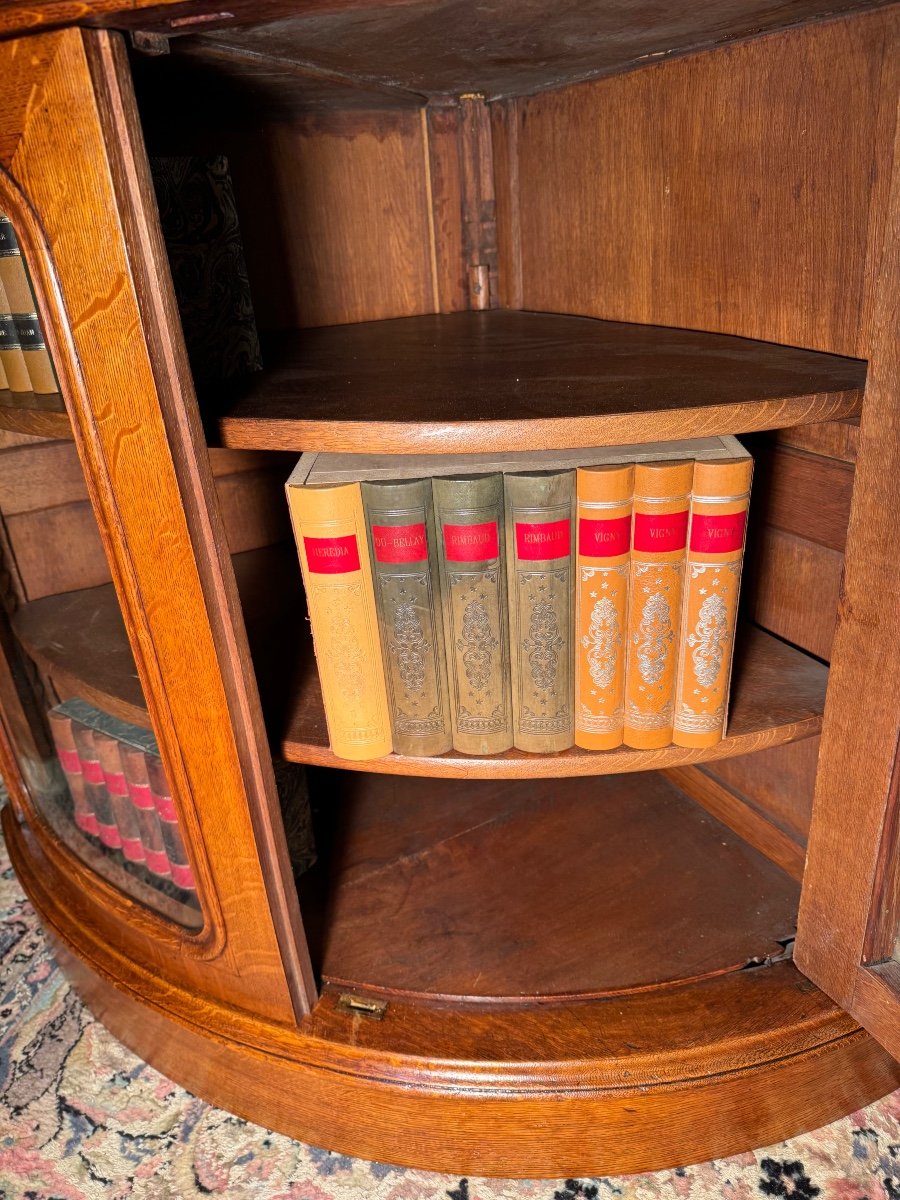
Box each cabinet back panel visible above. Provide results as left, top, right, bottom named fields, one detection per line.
left=504, top=8, right=895, bottom=357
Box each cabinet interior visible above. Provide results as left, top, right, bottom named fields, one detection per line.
left=0, top=0, right=878, bottom=1003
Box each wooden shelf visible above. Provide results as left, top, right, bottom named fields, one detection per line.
left=301, top=767, right=800, bottom=1001
left=12, top=547, right=827, bottom=779
left=281, top=621, right=825, bottom=777
left=214, top=312, right=866, bottom=454
left=0, top=391, right=70, bottom=439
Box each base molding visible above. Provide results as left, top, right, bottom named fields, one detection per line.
left=7, top=808, right=900, bottom=1177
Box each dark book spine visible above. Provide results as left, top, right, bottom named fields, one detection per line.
left=433, top=473, right=513, bottom=755
left=95, top=731, right=146, bottom=865
left=120, top=743, right=172, bottom=880
left=47, top=708, right=99, bottom=838
left=0, top=271, right=30, bottom=393
left=0, top=214, right=56, bottom=394
left=146, top=754, right=196, bottom=892
left=71, top=721, right=122, bottom=850
left=361, top=478, right=452, bottom=756
left=504, top=470, right=576, bottom=752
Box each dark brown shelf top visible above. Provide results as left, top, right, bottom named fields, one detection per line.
left=214, top=312, right=866, bottom=455
left=304, top=767, right=800, bottom=1002
left=13, top=546, right=826, bottom=781
left=0, top=392, right=70, bottom=440
left=279, top=622, right=826, bottom=778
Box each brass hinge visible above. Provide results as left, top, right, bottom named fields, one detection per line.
left=337, top=993, right=388, bottom=1019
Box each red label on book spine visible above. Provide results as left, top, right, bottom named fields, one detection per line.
left=82, top=760, right=104, bottom=785
left=516, top=519, right=571, bottom=560
left=144, top=847, right=171, bottom=876
left=170, top=862, right=196, bottom=890
left=154, top=794, right=178, bottom=823
left=120, top=837, right=145, bottom=863
left=372, top=523, right=428, bottom=563
left=102, top=769, right=129, bottom=798
left=128, top=782, right=155, bottom=811
left=304, top=534, right=361, bottom=574
left=75, top=812, right=99, bottom=837
left=444, top=521, right=499, bottom=561
left=58, top=748, right=81, bottom=774
left=578, top=515, right=631, bottom=558
left=97, top=823, right=122, bottom=850
left=633, top=510, right=689, bottom=552
left=690, top=511, right=747, bottom=553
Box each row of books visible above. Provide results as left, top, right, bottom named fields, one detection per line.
left=286, top=436, right=753, bottom=760
left=47, top=698, right=196, bottom=895
left=0, top=213, right=57, bottom=395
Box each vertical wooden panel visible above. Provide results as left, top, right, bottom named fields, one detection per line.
left=512, top=9, right=895, bottom=356
left=224, top=109, right=436, bottom=330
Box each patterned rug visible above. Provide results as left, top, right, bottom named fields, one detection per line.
left=1, top=826, right=899, bottom=1199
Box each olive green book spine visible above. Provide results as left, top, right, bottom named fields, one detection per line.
left=362, top=478, right=452, bottom=756
left=432, top=473, right=513, bottom=755
left=504, top=470, right=576, bottom=753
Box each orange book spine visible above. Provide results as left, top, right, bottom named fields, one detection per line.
left=287, top=479, right=391, bottom=760
left=575, top=464, right=633, bottom=750
left=673, top=457, right=753, bottom=748
left=623, top=460, right=694, bottom=749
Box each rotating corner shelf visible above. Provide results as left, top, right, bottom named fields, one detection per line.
left=212, top=311, right=866, bottom=454
left=11, top=546, right=827, bottom=779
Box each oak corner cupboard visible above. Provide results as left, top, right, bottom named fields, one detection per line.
left=0, top=0, right=899, bottom=1177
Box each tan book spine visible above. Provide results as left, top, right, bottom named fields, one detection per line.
left=0, top=272, right=30, bottom=393
left=505, top=470, right=576, bottom=752
left=433, top=473, right=513, bottom=755
left=0, top=214, right=56, bottom=394
left=673, top=457, right=754, bottom=748
left=286, top=478, right=391, bottom=760
left=0, top=346, right=7, bottom=391
left=623, top=460, right=694, bottom=749
left=575, top=464, right=633, bottom=750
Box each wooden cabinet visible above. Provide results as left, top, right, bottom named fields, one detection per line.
left=0, top=0, right=899, bottom=1176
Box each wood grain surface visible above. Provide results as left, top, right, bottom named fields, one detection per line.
left=8, top=801, right=900, bottom=1178
left=507, top=9, right=895, bottom=358
left=215, top=312, right=865, bottom=454
left=300, top=767, right=800, bottom=1000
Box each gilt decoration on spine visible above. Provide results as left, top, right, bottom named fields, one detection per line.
left=575, top=464, right=633, bottom=749
left=362, top=478, right=452, bottom=756
left=623, top=460, right=694, bottom=749
left=673, top=456, right=753, bottom=748
left=433, top=473, right=513, bottom=754
left=505, top=470, right=575, bottom=753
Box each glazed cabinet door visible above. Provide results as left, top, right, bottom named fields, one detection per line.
left=794, top=95, right=900, bottom=1062
left=0, top=28, right=314, bottom=1020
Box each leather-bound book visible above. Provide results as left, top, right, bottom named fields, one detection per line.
left=0, top=214, right=57, bottom=394
left=47, top=707, right=99, bottom=838
left=504, top=470, right=576, bottom=753
left=673, top=455, right=754, bottom=748
left=432, top=473, right=513, bottom=754
left=623, top=460, right=694, bottom=749
left=71, top=719, right=122, bottom=850
left=146, top=754, right=196, bottom=892
left=575, top=464, right=634, bottom=750
left=95, top=730, right=146, bottom=865
left=286, top=470, right=392, bottom=760
left=119, top=743, right=171, bottom=880
left=0, top=349, right=7, bottom=391
left=361, top=478, right=452, bottom=756
left=0, top=272, right=30, bottom=393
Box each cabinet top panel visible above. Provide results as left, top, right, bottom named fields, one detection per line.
left=214, top=311, right=865, bottom=455
left=2, top=0, right=894, bottom=101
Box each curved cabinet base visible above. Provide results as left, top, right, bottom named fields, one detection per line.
left=7, top=810, right=900, bottom=1178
